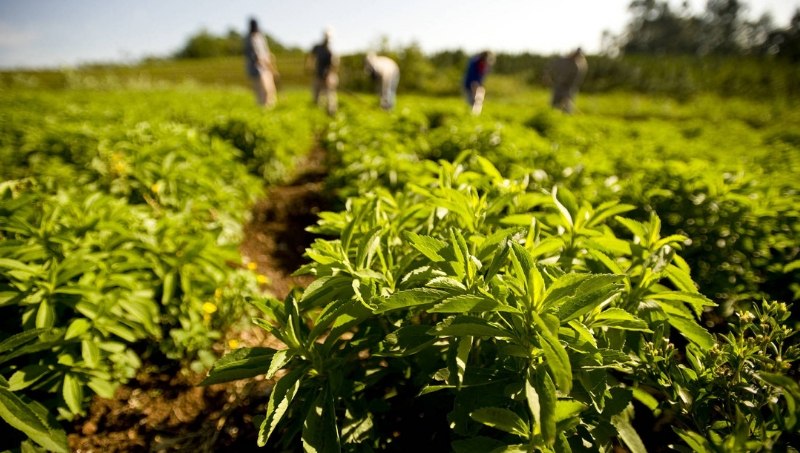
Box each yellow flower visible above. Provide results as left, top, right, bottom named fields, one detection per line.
left=202, top=302, right=218, bottom=314
left=228, top=339, right=239, bottom=349
left=247, top=262, right=258, bottom=271
left=256, top=274, right=269, bottom=284
left=151, top=183, right=159, bottom=193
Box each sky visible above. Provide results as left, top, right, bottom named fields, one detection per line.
left=1, top=0, right=798, bottom=69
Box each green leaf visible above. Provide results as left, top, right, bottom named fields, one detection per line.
left=199, top=347, right=277, bottom=386
left=428, top=316, right=512, bottom=338
left=8, top=366, right=49, bottom=391
left=0, top=387, right=69, bottom=453
left=0, top=258, right=40, bottom=276
left=664, top=265, right=698, bottom=294
left=545, top=274, right=624, bottom=322
left=403, top=231, right=448, bottom=262
left=510, top=243, right=535, bottom=283
left=615, top=217, right=648, bottom=243
left=489, top=445, right=527, bottom=453
left=648, top=292, right=715, bottom=318
left=374, top=288, right=447, bottom=314
left=603, top=387, right=634, bottom=418
left=86, top=377, right=116, bottom=399
left=673, top=428, right=712, bottom=453
left=65, top=319, right=92, bottom=340
left=0, top=329, right=48, bottom=354
left=162, top=271, right=176, bottom=304
left=267, top=349, right=294, bottom=380
left=258, top=366, right=305, bottom=447
left=341, top=409, right=373, bottom=444
left=586, top=202, right=636, bottom=228
left=529, top=237, right=564, bottom=258
left=355, top=226, right=382, bottom=269
left=784, top=260, right=800, bottom=273
left=532, top=368, right=557, bottom=446
left=532, top=312, right=572, bottom=393
left=35, top=301, right=55, bottom=329
left=309, top=297, right=357, bottom=342
left=325, top=298, right=373, bottom=349
left=452, top=437, right=506, bottom=453
left=429, top=294, right=518, bottom=314
left=666, top=315, right=715, bottom=350
left=375, top=325, right=438, bottom=357
left=555, top=400, right=586, bottom=422
left=302, top=386, right=341, bottom=453
left=81, top=340, right=101, bottom=368
left=500, top=214, right=536, bottom=226
left=299, top=276, right=354, bottom=311
left=62, top=373, right=83, bottom=415
left=612, top=408, right=648, bottom=453
left=470, top=407, right=530, bottom=439
left=476, top=155, right=503, bottom=180
left=553, top=186, right=578, bottom=227
left=483, top=237, right=510, bottom=282
left=455, top=335, right=473, bottom=390
left=554, top=433, right=574, bottom=453
left=632, top=387, right=658, bottom=412
left=592, top=308, right=652, bottom=332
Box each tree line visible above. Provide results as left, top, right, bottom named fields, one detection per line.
left=613, top=0, right=800, bottom=61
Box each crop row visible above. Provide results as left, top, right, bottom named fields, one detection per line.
left=203, top=94, right=799, bottom=451
left=0, top=88, right=323, bottom=451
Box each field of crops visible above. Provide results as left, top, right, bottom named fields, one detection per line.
left=1, top=82, right=798, bottom=452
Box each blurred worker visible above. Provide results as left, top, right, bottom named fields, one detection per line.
left=463, top=51, right=494, bottom=115
left=244, top=18, right=278, bottom=107
left=306, top=29, right=339, bottom=116
left=543, top=48, right=587, bottom=114
left=364, top=52, right=400, bottom=110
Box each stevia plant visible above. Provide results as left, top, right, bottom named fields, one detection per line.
left=0, top=88, right=314, bottom=451
left=202, top=160, right=792, bottom=452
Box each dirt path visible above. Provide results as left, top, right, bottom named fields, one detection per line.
left=68, top=147, right=332, bottom=453
left=240, top=146, right=332, bottom=300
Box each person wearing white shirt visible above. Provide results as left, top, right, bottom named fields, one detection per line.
left=244, top=18, right=278, bottom=107
left=364, top=52, right=400, bottom=111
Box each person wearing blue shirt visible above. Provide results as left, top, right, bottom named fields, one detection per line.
left=463, top=51, right=494, bottom=114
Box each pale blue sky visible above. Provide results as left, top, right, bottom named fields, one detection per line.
left=0, top=0, right=798, bottom=69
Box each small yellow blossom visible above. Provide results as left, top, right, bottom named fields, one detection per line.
left=228, top=339, right=239, bottom=349
left=114, top=162, right=127, bottom=173
left=247, top=262, right=258, bottom=271
left=151, top=183, right=159, bottom=193
left=256, top=274, right=269, bottom=284
left=202, top=302, right=218, bottom=314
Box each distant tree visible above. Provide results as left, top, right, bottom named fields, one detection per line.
left=702, top=0, right=747, bottom=54
left=622, top=0, right=705, bottom=55
left=429, top=50, right=467, bottom=69
left=760, top=8, right=800, bottom=61
left=174, top=28, right=291, bottom=59
left=618, top=0, right=788, bottom=57
left=398, top=42, right=434, bottom=92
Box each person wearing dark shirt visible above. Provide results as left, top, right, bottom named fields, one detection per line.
left=543, top=48, right=587, bottom=114
left=306, top=29, right=339, bottom=116
left=463, top=51, right=494, bottom=114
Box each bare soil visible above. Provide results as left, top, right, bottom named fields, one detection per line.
left=68, top=148, right=332, bottom=452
